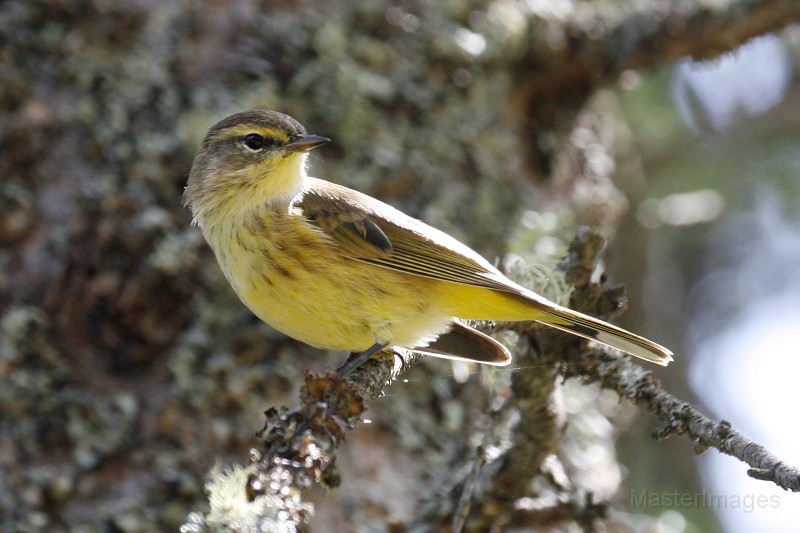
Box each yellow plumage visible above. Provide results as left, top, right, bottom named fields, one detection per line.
left=184, top=110, right=673, bottom=370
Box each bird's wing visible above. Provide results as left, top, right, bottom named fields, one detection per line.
left=297, top=179, right=514, bottom=292
left=301, top=191, right=394, bottom=260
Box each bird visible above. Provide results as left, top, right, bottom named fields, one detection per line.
left=183, top=110, right=673, bottom=374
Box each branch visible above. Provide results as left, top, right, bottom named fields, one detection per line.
left=520, top=0, right=800, bottom=103
left=456, top=228, right=800, bottom=531
left=617, top=0, right=800, bottom=65
left=456, top=228, right=652, bottom=530
left=560, top=229, right=800, bottom=492
left=552, top=231, right=800, bottom=493
left=252, top=352, right=421, bottom=484
left=187, top=350, right=421, bottom=531
left=516, top=0, right=800, bottom=174
left=564, top=353, right=800, bottom=492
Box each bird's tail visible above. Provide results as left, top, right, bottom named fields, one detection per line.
left=417, top=321, right=512, bottom=366
left=537, top=304, right=673, bottom=366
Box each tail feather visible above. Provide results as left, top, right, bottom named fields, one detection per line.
left=539, top=306, right=673, bottom=366
left=416, top=321, right=512, bottom=366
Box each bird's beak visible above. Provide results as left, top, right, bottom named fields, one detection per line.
left=285, top=134, right=330, bottom=152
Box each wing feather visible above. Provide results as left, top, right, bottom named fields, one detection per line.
left=298, top=179, right=513, bottom=292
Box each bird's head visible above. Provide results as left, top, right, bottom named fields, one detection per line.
left=184, top=110, right=329, bottom=225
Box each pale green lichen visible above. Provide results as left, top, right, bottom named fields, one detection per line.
left=182, top=463, right=312, bottom=533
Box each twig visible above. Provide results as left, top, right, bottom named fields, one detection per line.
left=451, top=436, right=487, bottom=533
left=245, top=350, right=421, bottom=508
left=561, top=229, right=800, bottom=493
left=565, top=352, right=800, bottom=492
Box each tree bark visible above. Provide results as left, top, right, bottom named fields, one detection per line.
left=2, top=1, right=799, bottom=531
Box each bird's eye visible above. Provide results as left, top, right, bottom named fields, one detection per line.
left=243, top=133, right=266, bottom=151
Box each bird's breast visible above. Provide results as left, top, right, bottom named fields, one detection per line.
left=204, top=207, right=454, bottom=352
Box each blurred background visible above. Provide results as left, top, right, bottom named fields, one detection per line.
left=610, top=32, right=800, bottom=533
left=1, top=1, right=799, bottom=531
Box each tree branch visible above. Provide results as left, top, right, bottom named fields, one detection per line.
left=183, top=351, right=424, bottom=531
left=516, top=0, right=800, bottom=176
left=564, top=352, right=800, bottom=492
left=559, top=229, right=800, bottom=493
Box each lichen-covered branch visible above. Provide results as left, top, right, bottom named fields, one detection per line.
left=554, top=232, right=800, bottom=494
left=559, top=230, right=800, bottom=494
left=565, top=353, right=800, bottom=493
left=185, top=352, right=421, bottom=531
left=247, top=352, right=421, bottom=498
left=516, top=0, right=800, bottom=175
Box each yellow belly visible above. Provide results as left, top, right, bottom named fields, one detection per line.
left=241, top=259, right=455, bottom=351
left=205, top=209, right=462, bottom=351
